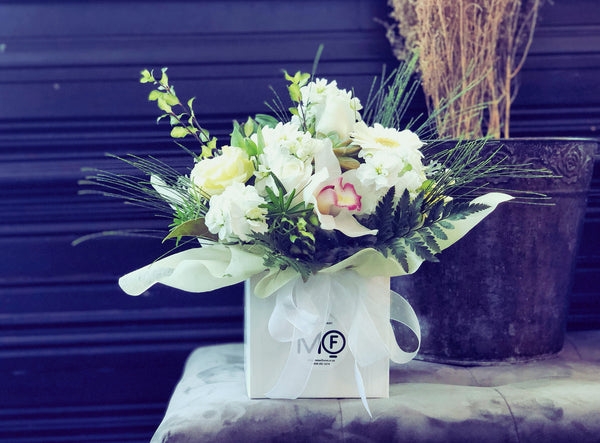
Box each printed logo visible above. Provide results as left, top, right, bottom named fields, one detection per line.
left=296, top=322, right=346, bottom=368
left=320, top=330, right=345, bottom=355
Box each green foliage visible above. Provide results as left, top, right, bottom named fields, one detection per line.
left=230, top=117, right=264, bottom=157
left=363, top=52, right=424, bottom=133
left=164, top=218, right=217, bottom=243
left=283, top=70, right=311, bottom=103
left=140, top=67, right=212, bottom=158
left=252, top=173, right=317, bottom=279
left=364, top=187, right=490, bottom=272
left=254, top=113, right=279, bottom=128
left=79, top=154, right=211, bottom=246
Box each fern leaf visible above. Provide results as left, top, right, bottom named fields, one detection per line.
left=405, top=233, right=439, bottom=263
left=374, top=187, right=395, bottom=241
left=437, top=220, right=454, bottom=230
left=427, top=199, right=445, bottom=223
left=418, top=228, right=441, bottom=254
left=447, top=202, right=490, bottom=220
left=393, top=189, right=411, bottom=237
left=429, top=224, right=448, bottom=240
left=389, top=238, right=410, bottom=273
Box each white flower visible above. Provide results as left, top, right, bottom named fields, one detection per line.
left=257, top=122, right=323, bottom=162
left=356, top=151, right=406, bottom=191
left=204, top=183, right=267, bottom=242
left=296, top=78, right=362, bottom=140
left=351, top=122, right=427, bottom=196
left=302, top=146, right=377, bottom=238
left=351, top=122, right=424, bottom=155
left=190, top=146, right=254, bottom=196
left=255, top=145, right=313, bottom=195
left=254, top=123, right=329, bottom=196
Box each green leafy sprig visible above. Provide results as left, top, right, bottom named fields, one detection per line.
left=364, top=187, right=490, bottom=272
left=251, top=173, right=318, bottom=279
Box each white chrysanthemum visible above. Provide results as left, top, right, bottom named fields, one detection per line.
left=205, top=183, right=267, bottom=242
left=351, top=122, right=424, bottom=155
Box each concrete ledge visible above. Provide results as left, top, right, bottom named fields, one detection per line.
left=152, top=331, right=600, bottom=442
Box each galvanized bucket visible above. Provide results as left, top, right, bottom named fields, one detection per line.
left=392, top=138, right=597, bottom=365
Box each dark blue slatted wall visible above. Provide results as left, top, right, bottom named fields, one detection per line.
left=0, top=0, right=598, bottom=441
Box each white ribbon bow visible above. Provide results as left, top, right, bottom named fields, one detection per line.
left=264, top=270, right=420, bottom=416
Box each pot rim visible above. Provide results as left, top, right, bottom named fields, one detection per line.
left=429, top=136, right=599, bottom=143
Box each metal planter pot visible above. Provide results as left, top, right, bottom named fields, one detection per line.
left=392, top=138, right=597, bottom=365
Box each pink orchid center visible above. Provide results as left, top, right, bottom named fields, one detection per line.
left=316, top=177, right=362, bottom=215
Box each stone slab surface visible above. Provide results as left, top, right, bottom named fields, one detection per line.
left=151, top=331, right=600, bottom=442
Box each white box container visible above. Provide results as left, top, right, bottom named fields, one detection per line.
left=244, top=275, right=390, bottom=399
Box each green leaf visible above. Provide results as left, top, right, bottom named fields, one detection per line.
left=283, top=70, right=295, bottom=83
left=164, top=218, right=216, bottom=242
left=405, top=233, right=439, bottom=263
left=244, top=139, right=258, bottom=157
left=148, top=90, right=162, bottom=101
left=447, top=202, right=490, bottom=220
left=160, top=67, right=169, bottom=86
left=162, top=93, right=180, bottom=106
left=255, top=127, right=265, bottom=154
left=244, top=118, right=255, bottom=137
left=418, top=228, right=441, bottom=254
left=230, top=125, right=244, bottom=148
left=389, top=238, right=409, bottom=273
left=140, top=69, right=154, bottom=84
left=392, top=189, right=411, bottom=237
left=374, top=187, right=395, bottom=241
left=255, top=114, right=279, bottom=128
left=438, top=220, right=454, bottom=230
left=428, top=199, right=445, bottom=222
left=288, top=83, right=301, bottom=103
left=429, top=224, right=448, bottom=240
left=170, top=126, right=188, bottom=138
left=187, top=97, right=196, bottom=114
left=157, top=97, right=172, bottom=113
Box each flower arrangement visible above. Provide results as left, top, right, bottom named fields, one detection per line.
left=81, top=56, right=535, bottom=296
left=79, top=53, right=548, bottom=409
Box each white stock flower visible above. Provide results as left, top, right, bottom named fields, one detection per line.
left=257, top=122, right=323, bottom=161
left=204, top=183, right=267, bottom=242
left=356, top=151, right=406, bottom=191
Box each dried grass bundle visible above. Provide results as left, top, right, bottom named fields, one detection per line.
left=387, top=0, right=541, bottom=138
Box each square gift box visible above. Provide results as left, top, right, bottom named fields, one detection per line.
left=244, top=274, right=390, bottom=399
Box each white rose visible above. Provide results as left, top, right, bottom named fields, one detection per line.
left=298, top=79, right=362, bottom=140
left=190, top=146, right=254, bottom=196
left=204, top=183, right=267, bottom=242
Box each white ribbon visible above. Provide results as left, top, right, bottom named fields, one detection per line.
left=264, top=271, right=420, bottom=415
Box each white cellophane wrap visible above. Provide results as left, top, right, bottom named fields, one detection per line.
left=118, top=193, right=512, bottom=411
